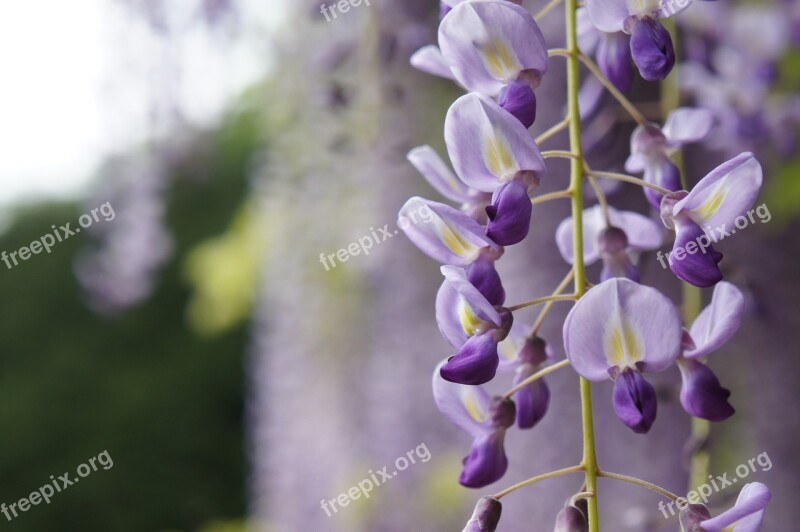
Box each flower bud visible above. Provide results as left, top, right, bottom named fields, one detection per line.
left=599, top=226, right=629, bottom=255
left=488, top=396, right=516, bottom=429
left=463, top=496, right=502, bottom=532
left=554, top=504, right=588, bottom=532
left=679, top=503, right=711, bottom=532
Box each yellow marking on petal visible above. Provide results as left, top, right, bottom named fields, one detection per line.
left=458, top=297, right=483, bottom=336
left=692, top=181, right=728, bottom=222
left=462, top=388, right=488, bottom=423
left=481, top=38, right=521, bottom=81
left=627, top=0, right=660, bottom=16
left=434, top=219, right=481, bottom=260
left=483, top=129, right=517, bottom=179
left=606, top=318, right=644, bottom=368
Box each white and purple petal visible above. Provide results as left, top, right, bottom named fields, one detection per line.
left=439, top=0, right=547, bottom=96
left=700, top=483, right=771, bottom=532
left=663, top=107, right=716, bottom=146
left=563, top=278, right=682, bottom=381
left=445, top=92, right=546, bottom=193
left=399, top=197, right=500, bottom=266
left=673, top=152, right=763, bottom=232
left=433, top=362, right=495, bottom=437
left=407, top=146, right=472, bottom=204
left=410, top=45, right=456, bottom=81
left=685, top=281, right=745, bottom=358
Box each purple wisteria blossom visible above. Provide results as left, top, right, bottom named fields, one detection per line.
left=678, top=281, right=745, bottom=421
left=585, top=0, right=682, bottom=80
left=497, top=326, right=553, bottom=429
left=578, top=7, right=633, bottom=92
left=555, top=205, right=663, bottom=282
left=433, top=364, right=515, bottom=487
left=660, top=152, right=763, bottom=287
left=626, top=107, right=716, bottom=208
left=563, top=278, right=682, bottom=432
left=437, top=265, right=513, bottom=385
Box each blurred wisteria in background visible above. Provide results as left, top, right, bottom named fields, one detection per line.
left=0, top=0, right=799, bottom=531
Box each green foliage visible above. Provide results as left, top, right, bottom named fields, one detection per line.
left=0, top=99, right=262, bottom=531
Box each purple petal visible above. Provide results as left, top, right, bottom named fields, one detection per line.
left=700, top=483, right=771, bottom=532
left=678, top=359, right=735, bottom=422
left=630, top=17, right=675, bottom=81
left=442, top=265, right=502, bottom=326
left=439, top=1, right=547, bottom=96
left=445, top=92, right=546, bottom=193
left=441, top=332, right=501, bottom=385
left=669, top=217, right=724, bottom=288
left=611, top=209, right=664, bottom=250
left=398, top=197, right=499, bottom=266
left=578, top=74, right=606, bottom=120
left=459, top=431, right=508, bottom=488
left=663, top=107, right=716, bottom=146
left=410, top=45, right=456, bottom=80
left=586, top=0, right=630, bottom=33
left=497, top=80, right=537, bottom=128
left=643, top=155, right=682, bottom=209
left=554, top=505, right=589, bottom=532
left=466, top=255, right=506, bottom=307
left=433, top=361, right=495, bottom=437
left=686, top=281, right=745, bottom=358
left=407, top=145, right=472, bottom=204
left=577, top=7, right=601, bottom=54
left=496, top=319, right=530, bottom=371
left=612, top=369, right=658, bottom=433
left=597, top=31, right=633, bottom=92
left=563, top=278, right=682, bottom=381
left=679, top=504, right=712, bottom=532
left=673, top=152, right=763, bottom=232
left=486, top=179, right=532, bottom=245
left=600, top=252, right=640, bottom=283
left=513, top=366, right=550, bottom=429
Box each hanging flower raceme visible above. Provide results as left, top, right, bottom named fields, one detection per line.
left=699, top=482, right=771, bottom=532
left=660, top=152, right=763, bottom=287
left=398, top=197, right=502, bottom=266
left=564, top=278, right=682, bottom=433
left=412, top=0, right=547, bottom=127
left=586, top=0, right=681, bottom=81
left=445, top=92, right=546, bottom=245
left=433, top=365, right=516, bottom=487
left=556, top=205, right=663, bottom=282
left=678, top=281, right=744, bottom=421
left=407, top=145, right=492, bottom=222
left=437, top=265, right=513, bottom=385
left=578, top=7, right=633, bottom=92
left=626, top=107, right=716, bottom=208
left=497, top=325, right=553, bottom=429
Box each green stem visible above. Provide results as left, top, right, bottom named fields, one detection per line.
left=565, top=0, right=600, bottom=529
left=493, top=465, right=584, bottom=500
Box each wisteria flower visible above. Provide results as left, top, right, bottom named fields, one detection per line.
left=626, top=107, right=716, bottom=208
left=564, top=278, right=682, bottom=433
left=556, top=205, right=663, bottom=282
left=437, top=265, right=512, bottom=384
left=678, top=281, right=744, bottom=421
left=578, top=7, right=633, bottom=92
left=462, top=495, right=503, bottom=532
left=398, top=197, right=502, bottom=266
left=700, top=482, right=771, bottom=532
left=497, top=325, right=553, bottom=429
left=660, top=152, right=763, bottom=287
left=586, top=0, right=682, bottom=80
left=438, top=0, right=547, bottom=97
left=433, top=365, right=516, bottom=487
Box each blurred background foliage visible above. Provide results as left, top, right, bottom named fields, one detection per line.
left=0, top=89, right=263, bottom=531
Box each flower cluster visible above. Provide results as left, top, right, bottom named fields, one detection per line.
left=400, top=0, right=773, bottom=530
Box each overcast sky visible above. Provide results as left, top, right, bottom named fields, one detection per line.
left=0, top=0, right=286, bottom=207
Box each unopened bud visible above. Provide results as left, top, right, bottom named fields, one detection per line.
left=488, top=396, right=516, bottom=429
left=463, top=496, right=502, bottom=532
left=599, top=226, right=629, bottom=255
left=679, top=503, right=711, bottom=532
left=517, top=335, right=549, bottom=366
left=554, top=504, right=588, bottom=532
